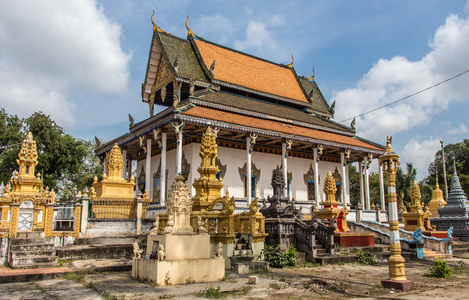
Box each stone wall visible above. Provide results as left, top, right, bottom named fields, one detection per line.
left=84, top=219, right=137, bottom=237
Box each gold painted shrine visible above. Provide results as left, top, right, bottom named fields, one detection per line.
left=90, top=143, right=151, bottom=219
left=314, top=171, right=349, bottom=232
left=0, top=132, right=80, bottom=238
left=155, top=127, right=267, bottom=246
left=403, top=181, right=448, bottom=238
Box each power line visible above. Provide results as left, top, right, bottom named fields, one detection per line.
left=339, top=68, right=469, bottom=123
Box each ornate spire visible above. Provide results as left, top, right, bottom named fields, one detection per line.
left=105, top=144, right=125, bottom=182
left=323, top=171, right=337, bottom=203
left=186, top=15, right=197, bottom=38
left=410, top=181, right=421, bottom=208
left=17, top=132, right=38, bottom=177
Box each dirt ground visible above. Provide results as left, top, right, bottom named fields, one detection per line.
left=252, top=258, right=469, bottom=299
left=1, top=258, right=469, bottom=299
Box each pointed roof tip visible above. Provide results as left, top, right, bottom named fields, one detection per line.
left=306, top=66, right=315, bottom=81
left=151, top=10, right=169, bottom=34
left=186, top=15, right=198, bottom=39
left=285, top=53, right=294, bottom=68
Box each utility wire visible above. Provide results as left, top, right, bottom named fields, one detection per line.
left=339, top=68, right=469, bottom=123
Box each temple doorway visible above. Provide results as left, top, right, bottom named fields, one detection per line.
left=17, top=200, right=34, bottom=231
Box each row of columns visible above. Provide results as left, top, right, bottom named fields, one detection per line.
left=114, top=127, right=384, bottom=210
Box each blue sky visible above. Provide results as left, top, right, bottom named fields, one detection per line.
left=1, top=0, right=469, bottom=180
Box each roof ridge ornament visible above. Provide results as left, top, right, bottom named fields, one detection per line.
left=286, top=53, right=294, bottom=68
left=306, top=67, right=315, bottom=81
left=186, top=15, right=199, bottom=39
left=151, top=10, right=169, bottom=34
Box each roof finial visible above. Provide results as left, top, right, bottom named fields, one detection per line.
left=435, top=167, right=440, bottom=188
left=151, top=10, right=168, bottom=34
left=306, top=66, right=315, bottom=81
left=186, top=15, right=196, bottom=38
left=286, top=53, right=294, bottom=68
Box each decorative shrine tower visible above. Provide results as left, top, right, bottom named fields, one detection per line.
left=192, top=127, right=224, bottom=211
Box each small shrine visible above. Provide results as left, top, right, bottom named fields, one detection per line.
left=132, top=173, right=225, bottom=285
left=0, top=132, right=57, bottom=238
left=90, top=143, right=151, bottom=219
left=432, top=162, right=469, bottom=240
left=427, top=171, right=447, bottom=217
left=402, top=181, right=449, bottom=238
left=260, top=165, right=299, bottom=218
left=314, top=171, right=349, bottom=232
left=314, top=171, right=376, bottom=247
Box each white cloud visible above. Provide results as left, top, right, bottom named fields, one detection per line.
left=234, top=20, right=278, bottom=55
left=445, top=124, right=469, bottom=135
left=401, top=137, right=441, bottom=180
left=196, top=14, right=235, bottom=45
left=333, top=12, right=469, bottom=141
left=0, top=0, right=130, bottom=128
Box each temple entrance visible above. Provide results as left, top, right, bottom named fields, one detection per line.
left=17, top=201, right=34, bottom=231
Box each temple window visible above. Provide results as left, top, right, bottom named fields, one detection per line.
left=26, top=165, right=29, bottom=175
left=137, top=166, right=145, bottom=194
left=238, top=161, right=261, bottom=200
left=303, top=164, right=316, bottom=202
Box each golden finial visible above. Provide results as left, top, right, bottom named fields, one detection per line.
left=435, top=168, right=439, bottom=188
left=306, top=67, right=315, bottom=81
left=286, top=53, right=294, bottom=68
left=151, top=10, right=167, bottom=33
left=410, top=181, right=421, bottom=206
left=384, top=136, right=393, bottom=152
left=186, top=15, right=196, bottom=38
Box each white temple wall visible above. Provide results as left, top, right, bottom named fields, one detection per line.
left=139, top=142, right=346, bottom=203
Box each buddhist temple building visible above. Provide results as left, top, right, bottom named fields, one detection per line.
left=95, top=15, right=386, bottom=217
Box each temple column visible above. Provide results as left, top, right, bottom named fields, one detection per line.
left=340, top=152, right=346, bottom=205
left=122, top=149, right=127, bottom=179
left=246, top=136, right=252, bottom=206
left=379, top=163, right=385, bottom=211
left=345, top=163, right=351, bottom=206
left=174, top=123, right=184, bottom=174
left=313, top=148, right=320, bottom=207
left=145, top=139, right=152, bottom=196
left=364, top=156, right=371, bottom=210
left=127, top=158, right=133, bottom=181
left=81, top=193, right=89, bottom=234
left=359, top=160, right=365, bottom=209
left=103, top=155, right=107, bottom=175
left=282, top=142, right=288, bottom=198
left=160, top=132, right=167, bottom=207
left=9, top=203, right=20, bottom=239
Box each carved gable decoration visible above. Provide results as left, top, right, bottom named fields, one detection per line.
left=151, top=57, right=174, bottom=96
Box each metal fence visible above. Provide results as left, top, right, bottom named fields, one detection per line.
left=53, top=205, right=75, bottom=231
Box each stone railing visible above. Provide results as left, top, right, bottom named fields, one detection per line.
left=310, top=219, right=335, bottom=254
left=295, top=219, right=316, bottom=259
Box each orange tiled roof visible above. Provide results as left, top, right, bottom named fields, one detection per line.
left=193, top=39, right=309, bottom=104
left=183, top=106, right=382, bottom=151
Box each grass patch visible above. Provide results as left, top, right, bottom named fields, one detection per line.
left=196, top=285, right=252, bottom=298
left=428, top=259, right=453, bottom=278
left=342, top=248, right=377, bottom=265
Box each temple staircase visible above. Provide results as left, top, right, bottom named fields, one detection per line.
left=451, top=238, right=469, bottom=257
left=9, top=232, right=57, bottom=269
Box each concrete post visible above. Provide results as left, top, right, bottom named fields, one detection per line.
left=359, top=160, right=365, bottom=209
left=136, top=197, right=143, bottom=235
left=340, top=152, right=346, bottom=205
left=44, top=203, right=55, bottom=237
left=246, top=136, right=252, bottom=206
left=356, top=203, right=363, bottom=222
left=145, top=139, right=152, bottom=198
left=379, top=164, right=386, bottom=211
left=74, top=203, right=82, bottom=238
left=282, top=142, right=288, bottom=198
left=364, top=156, right=371, bottom=210
left=122, top=149, right=127, bottom=179
left=81, top=195, right=89, bottom=234
left=176, top=127, right=183, bottom=174
left=9, top=203, right=20, bottom=239
left=313, top=148, right=320, bottom=208
left=160, top=132, right=167, bottom=207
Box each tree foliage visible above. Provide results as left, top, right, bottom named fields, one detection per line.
left=0, top=109, right=102, bottom=201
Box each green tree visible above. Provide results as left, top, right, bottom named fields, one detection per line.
left=0, top=110, right=102, bottom=201
left=348, top=163, right=385, bottom=208
left=426, top=139, right=469, bottom=199
left=395, top=162, right=417, bottom=209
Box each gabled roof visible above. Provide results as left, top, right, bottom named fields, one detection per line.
left=191, top=38, right=310, bottom=104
